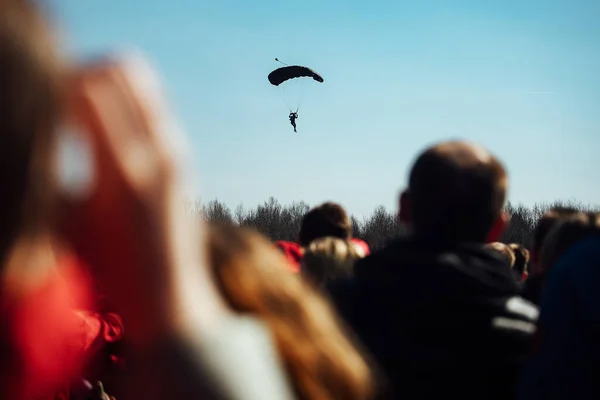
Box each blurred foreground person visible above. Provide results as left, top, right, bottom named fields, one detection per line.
left=0, top=2, right=123, bottom=399
left=301, top=237, right=365, bottom=287
left=521, top=206, right=579, bottom=305
left=208, top=223, right=374, bottom=400
left=519, top=213, right=600, bottom=400
left=1, top=1, right=295, bottom=399
left=329, top=141, right=538, bottom=400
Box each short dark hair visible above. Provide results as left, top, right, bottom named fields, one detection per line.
left=298, top=202, right=351, bottom=246
left=539, top=212, right=600, bottom=272
left=532, top=206, right=580, bottom=253
left=408, top=142, right=507, bottom=242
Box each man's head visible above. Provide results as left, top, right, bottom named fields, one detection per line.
left=398, top=140, right=508, bottom=243
left=298, top=202, right=351, bottom=247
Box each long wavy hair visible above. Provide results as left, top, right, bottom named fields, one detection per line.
left=207, top=222, right=374, bottom=400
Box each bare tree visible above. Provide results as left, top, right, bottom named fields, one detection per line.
left=195, top=198, right=598, bottom=249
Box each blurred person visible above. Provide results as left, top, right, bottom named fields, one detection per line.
left=519, top=222, right=600, bottom=399
left=0, top=2, right=123, bottom=398
left=328, top=140, right=538, bottom=400
left=508, top=243, right=530, bottom=283
left=529, top=206, right=579, bottom=274
left=521, top=206, right=579, bottom=305
left=537, top=212, right=600, bottom=275
left=486, top=242, right=516, bottom=267
left=298, top=202, right=352, bottom=247
left=301, top=237, right=365, bottom=287
left=208, top=223, right=375, bottom=400
left=0, top=1, right=296, bottom=399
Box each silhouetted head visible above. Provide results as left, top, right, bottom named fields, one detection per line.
left=539, top=212, right=600, bottom=275
left=399, top=141, right=508, bottom=244
left=530, top=206, right=580, bottom=269
left=298, top=202, right=351, bottom=247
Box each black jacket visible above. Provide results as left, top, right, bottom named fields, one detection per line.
left=521, top=274, right=544, bottom=306
left=328, top=238, right=538, bottom=400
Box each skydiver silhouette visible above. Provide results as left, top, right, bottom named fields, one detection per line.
left=289, top=112, right=298, bottom=133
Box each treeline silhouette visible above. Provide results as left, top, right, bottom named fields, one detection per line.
left=186, top=197, right=599, bottom=250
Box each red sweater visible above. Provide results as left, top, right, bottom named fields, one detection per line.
left=1, top=256, right=123, bottom=400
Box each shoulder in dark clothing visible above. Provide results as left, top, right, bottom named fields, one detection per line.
left=328, top=238, right=537, bottom=400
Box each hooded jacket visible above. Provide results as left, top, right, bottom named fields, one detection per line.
left=328, top=238, right=538, bottom=400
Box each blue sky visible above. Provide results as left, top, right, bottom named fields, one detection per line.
left=53, top=0, right=600, bottom=217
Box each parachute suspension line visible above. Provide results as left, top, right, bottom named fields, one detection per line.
left=274, top=58, right=288, bottom=66
left=278, top=86, right=293, bottom=113
left=295, top=79, right=307, bottom=113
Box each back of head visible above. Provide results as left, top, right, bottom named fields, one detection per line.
left=301, top=237, right=364, bottom=287
left=403, top=141, right=507, bottom=243
left=0, top=0, right=64, bottom=260
left=207, top=222, right=373, bottom=400
left=539, top=212, right=600, bottom=274
left=486, top=242, right=516, bottom=267
left=532, top=206, right=580, bottom=255
left=298, top=202, right=351, bottom=246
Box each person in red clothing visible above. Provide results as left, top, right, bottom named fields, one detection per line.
left=1, top=2, right=296, bottom=400
left=1, top=246, right=124, bottom=400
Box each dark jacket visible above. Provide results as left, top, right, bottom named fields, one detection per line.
left=521, top=274, right=544, bottom=306
left=328, top=238, right=538, bottom=400
left=518, top=237, right=600, bottom=400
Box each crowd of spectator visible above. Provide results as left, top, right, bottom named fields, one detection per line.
left=1, top=2, right=599, bottom=400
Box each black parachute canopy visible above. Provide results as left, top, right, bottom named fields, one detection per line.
left=268, top=66, right=324, bottom=86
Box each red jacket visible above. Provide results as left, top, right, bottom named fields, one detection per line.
left=1, top=255, right=123, bottom=400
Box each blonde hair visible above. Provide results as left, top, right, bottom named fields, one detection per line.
left=508, top=243, right=530, bottom=276
left=486, top=242, right=516, bottom=267
left=207, top=223, right=374, bottom=400
left=301, top=237, right=364, bottom=287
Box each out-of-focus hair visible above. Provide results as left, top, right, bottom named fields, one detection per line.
left=539, top=212, right=600, bottom=273
left=208, top=222, right=374, bottom=400
left=0, top=0, right=64, bottom=264
left=486, top=242, right=516, bottom=267
left=532, top=206, right=580, bottom=253
left=298, top=202, right=351, bottom=247
left=508, top=243, right=530, bottom=279
left=301, top=237, right=365, bottom=287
